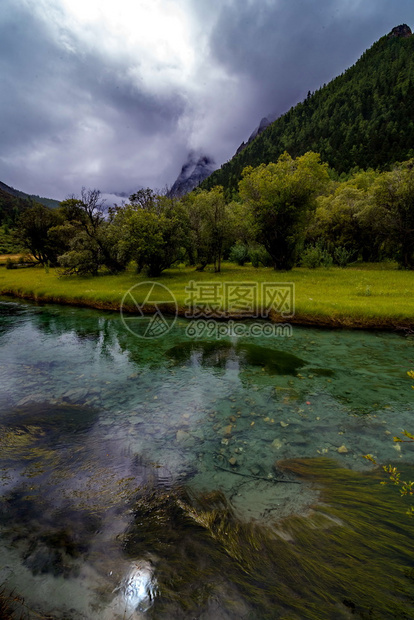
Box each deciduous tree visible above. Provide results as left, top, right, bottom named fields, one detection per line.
left=239, top=152, right=329, bottom=270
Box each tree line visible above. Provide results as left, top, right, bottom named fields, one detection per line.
left=14, top=151, right=414, bottom=275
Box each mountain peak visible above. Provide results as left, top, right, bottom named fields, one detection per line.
left=389, top=24, right=412, bottom=38
left=168, top=152, right=216, bottom=197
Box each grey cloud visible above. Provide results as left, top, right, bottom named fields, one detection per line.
left=209, top=0, right=414, bottom=129
left=1, top=0, right=414, bottom=199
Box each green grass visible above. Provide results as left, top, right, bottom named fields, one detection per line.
left=0, top=261, right=413, bottom=328
left=0, top=225, right=24, bottom=255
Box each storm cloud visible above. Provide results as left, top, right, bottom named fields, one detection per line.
left=0, top=0, right=413, bottom=200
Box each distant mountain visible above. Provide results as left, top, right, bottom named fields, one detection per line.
left=168, top=152, right=216, bottom=197
left=202, top=24, right=414, bottom=197
left=0, top=181, right=60, bottom=209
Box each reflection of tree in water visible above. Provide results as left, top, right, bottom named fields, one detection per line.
left=0, top=301, right=32, bottom=338
left=34, top=308, right=110, bottom=343
left=166, top=340, right=306, bottom=375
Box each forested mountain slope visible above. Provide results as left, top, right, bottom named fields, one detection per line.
left=202, top=25, right=414, bottom=197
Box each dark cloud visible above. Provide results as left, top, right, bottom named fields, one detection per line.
left=210, top=0, right=414, bottom=137
left=0, top=0, right=413, bottom=199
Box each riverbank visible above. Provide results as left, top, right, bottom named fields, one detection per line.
left=0, top=262, right=413, bottom=330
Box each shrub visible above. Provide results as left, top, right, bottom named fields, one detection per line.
left=229, top=243, right=249, bottom=266
left=301, top=243, right=333, bottom=268
left=250, top=245, right=273, bottom=268
left=301, top=245, right=322, bottom=268
left=334, top=246, right=354, bottom=267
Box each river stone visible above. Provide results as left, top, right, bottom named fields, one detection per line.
left=220, top=424, right=233, bottom=437
left=176, top=430, right=195, bottom=447
left=338, top=444, right=348, bottom=454
left=61, top=388, right=90, bottom=404
left=272, top=438, right=283, bottom=450
left=192, top=428, right=205, bottom=441
left=17, top=394, right=49, bottom=407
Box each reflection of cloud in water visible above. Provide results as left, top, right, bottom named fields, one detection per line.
left=111, top=560, right=158, bottom=618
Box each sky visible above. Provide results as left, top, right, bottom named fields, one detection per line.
left=1, top=0, right=414, bottom=201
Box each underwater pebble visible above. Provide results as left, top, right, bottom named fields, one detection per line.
left=192, top=428, right=205, bottom=440
left=337, top=444, right=348, bottom=454
left=175, top=430, right=195, bottom=447
left=220, top=425, right=233, bottom=437
left=317, top=448, right=329, bottom=454
left=271, top=439, right=283, bottom=450
left=280, top=421, right=289, bottom=428
left=228, top=457, right=237, bottom=466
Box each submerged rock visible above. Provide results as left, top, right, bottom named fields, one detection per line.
left=176, top=430, right=196, bottom=448
left=236, top=343, right=306, bottom=375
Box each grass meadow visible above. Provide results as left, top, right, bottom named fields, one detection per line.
left=0, top=261, right=413, bottom=328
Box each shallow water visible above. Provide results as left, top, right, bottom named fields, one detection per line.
left=0, top=299, right=414, bottom=619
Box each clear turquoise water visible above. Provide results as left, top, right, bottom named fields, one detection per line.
left=0, top=299, right=414, bottom=619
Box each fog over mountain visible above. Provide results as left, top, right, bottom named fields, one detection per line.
left=1, top=0, right=414, bottom=200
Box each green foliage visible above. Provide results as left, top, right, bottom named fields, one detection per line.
left=0, top=188, right=30, bottom=227
left=16, top=202, right=66, bottom=266
left=183, top=187, right=236, bottom=272
left=249, top=245, right=273, bottom=268
left=239, top=152, right=329, bottom=270
left=114, top=191, right=188, bottom=277
left=307, top=171, right=381, bottom=262
left=58, top=189, right=127, bottom=275
left=201, top=33, right=414, bottom=197
left=229, top=242, right=249, bottom=266
left=372, top=159, right=414, bottom=268
left=333, top=245, right=354, bottom=267
left=300, top=243, right=333, bottom=268
left=0, top=224, right=23, bottom=254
